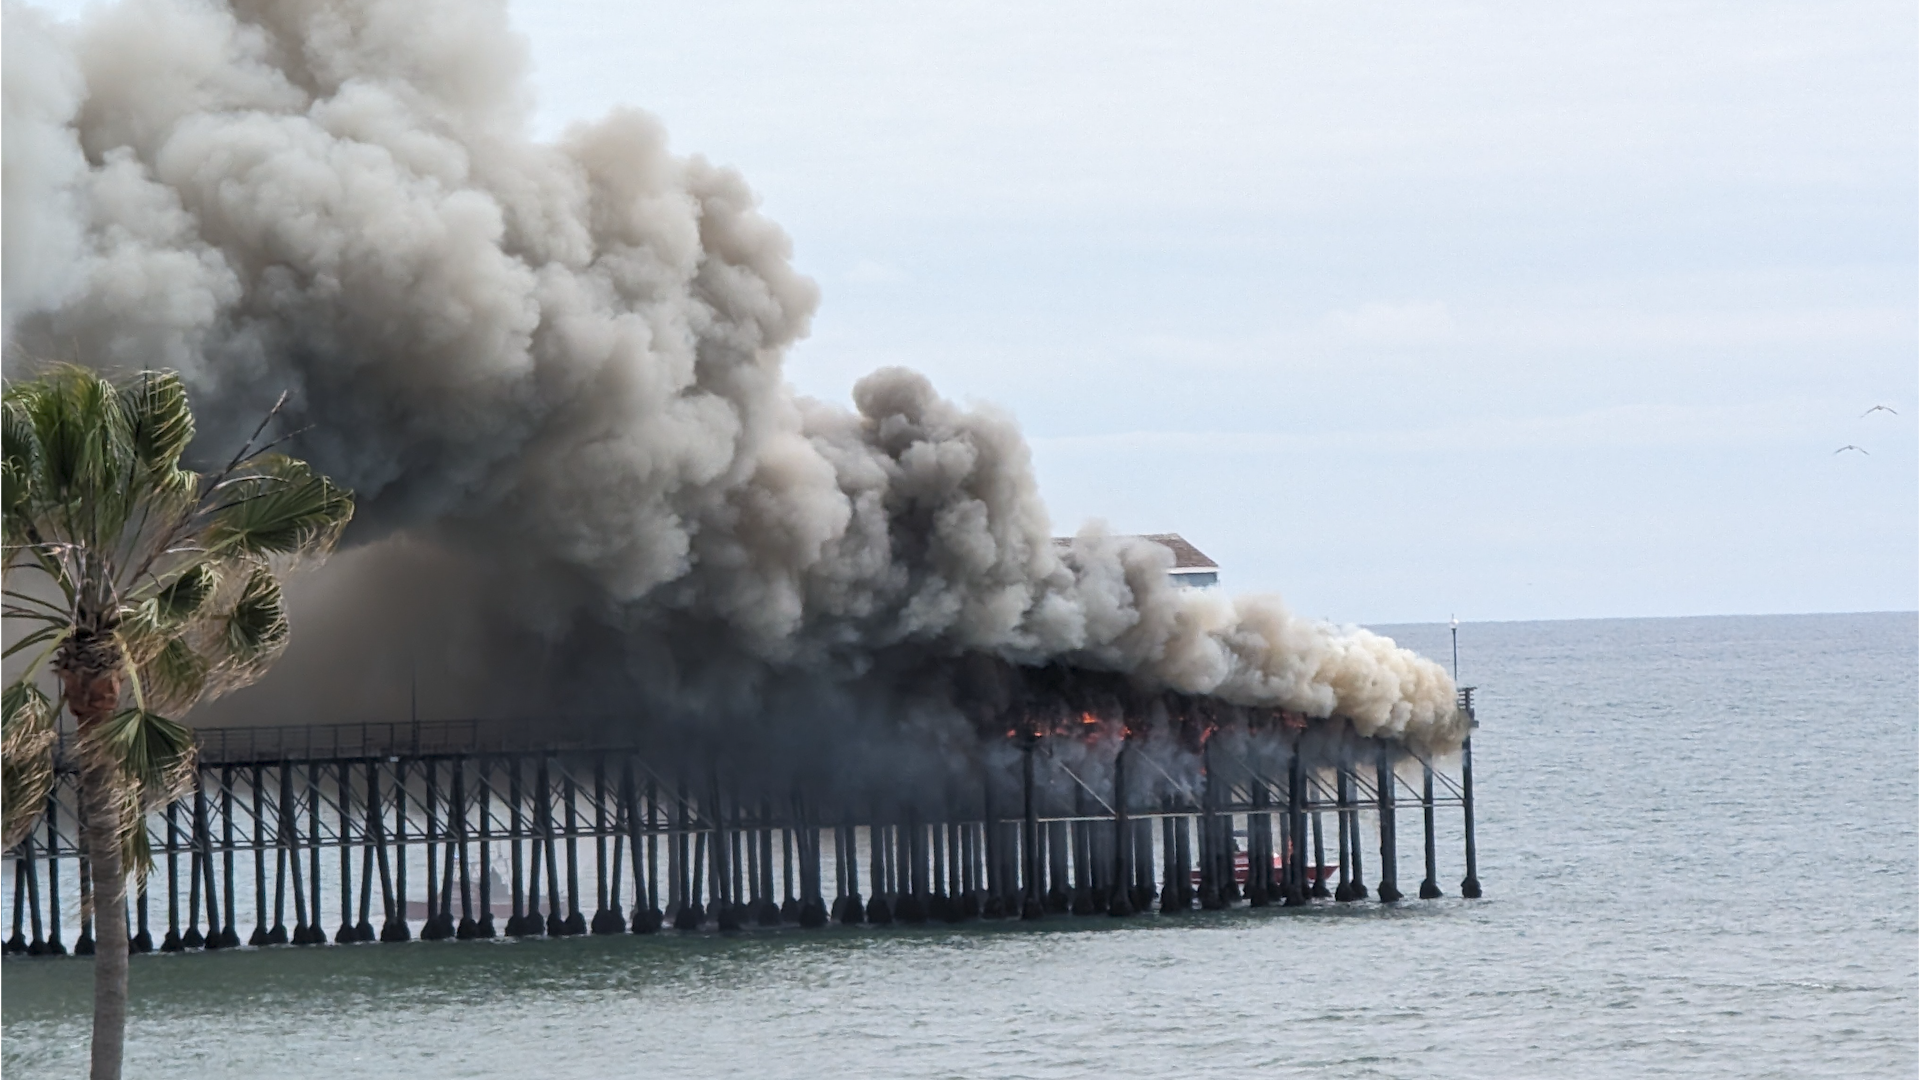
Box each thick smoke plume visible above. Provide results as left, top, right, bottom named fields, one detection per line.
left=2, top=0, right=1463, bottom=780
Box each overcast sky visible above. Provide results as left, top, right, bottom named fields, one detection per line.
left=523, top=0, right=1917, bottom=627
left=520, top=0, right=1917, bottom=625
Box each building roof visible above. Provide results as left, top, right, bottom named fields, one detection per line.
left=1052, top=533, right=1219, bottom=570
left=1142, top=533, right=1219, bottom=570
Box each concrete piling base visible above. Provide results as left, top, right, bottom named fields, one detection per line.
left=798, top=899, right=827, bottom=927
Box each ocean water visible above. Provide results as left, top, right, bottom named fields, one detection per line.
left=4, top=612, right=1915, bottom=1079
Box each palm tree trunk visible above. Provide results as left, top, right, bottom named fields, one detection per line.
left=58, top=630, right=130, bottom=1080
left=82, top=758, right=129, bottom=1080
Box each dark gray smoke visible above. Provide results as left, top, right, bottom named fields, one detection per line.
left=2, top=0, right=1464, bottom=771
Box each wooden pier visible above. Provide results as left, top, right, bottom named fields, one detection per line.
left=3, top=691, right=1480, bottom=956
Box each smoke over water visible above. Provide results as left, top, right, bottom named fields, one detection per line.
left=3, top=0, right=1463, bottom=789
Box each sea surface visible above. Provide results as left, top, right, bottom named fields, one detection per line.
left=4, top=612, right=1915, bottom=1079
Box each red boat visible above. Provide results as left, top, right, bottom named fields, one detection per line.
left=1193, top=851, right=1336, bottom=888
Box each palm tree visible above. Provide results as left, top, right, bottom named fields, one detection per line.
left=2, top=365, right=353, bottom=1080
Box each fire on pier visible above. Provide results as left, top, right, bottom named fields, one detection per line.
left=2, top=671, right=1481, bottom=955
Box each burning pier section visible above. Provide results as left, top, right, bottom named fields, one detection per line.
left=1, top=683, right=1481, bottom=956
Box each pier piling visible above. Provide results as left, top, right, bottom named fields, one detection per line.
left=1419, top=760, right=1443, bottom=899
left=4, top=707, right=1483, bottom=959
left=1374, top=747, right=1402, bottom=903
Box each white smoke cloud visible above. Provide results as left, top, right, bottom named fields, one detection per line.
left=2, top=0, right=1463, bottom=757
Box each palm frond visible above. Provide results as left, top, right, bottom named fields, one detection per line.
left=148, top=563, right=220, bottom=624
left=1, top=681, right=57, bottom=850
left=26, top=365, right=128, bottom=509
left=223, top=568, right=290, bottom=664
left=137, top=635, right=210, bottom=717
left=116, top=370, right=195, bottom=478
left=79, top=707, right=198, bottom=882
left=84, top=707, right=197, bottom=809
left=1, top=391, right=40, bottom=536
left=202, top=454, right=353, bottom=558
left=124, top=826, right=156, bottom=888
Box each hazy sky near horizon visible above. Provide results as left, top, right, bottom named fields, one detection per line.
left=38, top=0, right=1918, bottom=624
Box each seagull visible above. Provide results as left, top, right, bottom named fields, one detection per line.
left=1861, top=405, right=1898, bottom=417
left=1834, top=445, right=1868, bottom=455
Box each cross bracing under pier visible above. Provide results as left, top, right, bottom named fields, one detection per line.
left=4, top=691, right=1480, bottom=956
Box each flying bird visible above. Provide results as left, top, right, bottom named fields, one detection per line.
left=1834, top=445, right=1868, bottom=455
left=1861, top=405, right=1898, bottom=417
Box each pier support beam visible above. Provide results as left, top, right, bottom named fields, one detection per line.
left=562, top=772, right=586, bottom=935
left=1285, top=749, right=1308, bottom=906
left=1197, top=742, right=1223, bottom=910
left=1247, top=779, right=1272, bottom=908
left=846, top=823, right=866, bottom=923
left=218, top=767, right=240, bottom=948
left=1461, top=736, right=1482, bottom=898
left=1419, top=760, right=1443, bottom=899
left=1110, top=738, right=1133, bottom=916
left=507, top=760, right=530, bottom=936
left=625, top=765, right=661, bottom=933
left=759, top=806, right=781, bottom=926
left=134, top=884, right=152, bottom=953
left=162, top=803, right=182, bottom=951
left=249, top=766, right=268, bottom=946
left=590, top=760, right=616, bottom=934
left=6, top=853, right=24, bottom=954
left=1020, top=740, right=1043, bottom=920
left=1176, top=809, right=1194, bottom=910
left=281, top=766, right=309, bottom=944
left=303, top=765, right=322, bottom=944
left=641, top=774, right=664, bottom=932
left=1375, top=747, right=1402, bottom=903
left=796, top=802, right=826, bottom=927
left=672, top=785, right=701, bottom=930
left=1342, top=762, right=1367, bottom=900
left=898, top=808, right=927, bottom=923
left=188, top=784, right=210, bottom=949
left=1309, top=788, right=1330, bottom=900
left=1333, top=765, right=1353, bottom=902
left=452, top=758, right=478, bottom=938
left=377, top=762, right=407, bottom=942
left=26, top=834, right=49, bottom=954
left=866, top=821, right=892, bottom=924
left=541, top=763, right=568, bottom=935
left=473, top=759, right=496, bottom=938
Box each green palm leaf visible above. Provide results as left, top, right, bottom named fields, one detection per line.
left=81, top=707, right=197, bottom=880
left=1, top=393, right=40, bottom=530
left=116, top=370, right=194, bottom=475
left=120, top=566, right=218, bottom=672
left=1, top=681, right=57, bottom=850
left=203, top=454, right=353, bottom=557
left=224, top=568, right=290, bottom=663
left=28, top=366, right=126, bottom=507
left=117, top=370, right=197, bottom=507
left=138, top=635, right=209, bottom=716
left=86, top=707, right=196, bottom=810
left=150, top=563, right=219, bottom=624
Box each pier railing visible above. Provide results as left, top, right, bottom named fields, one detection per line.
left=188, top=720, right=588, bottom=764
left=52, top=717, right=636, bottom=768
